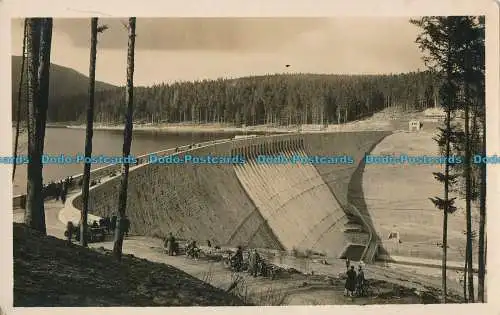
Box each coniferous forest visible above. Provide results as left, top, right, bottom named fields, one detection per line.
left=13, top=70, right=439, bottom=126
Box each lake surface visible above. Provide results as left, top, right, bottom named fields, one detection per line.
left=12, top=128, right=234, bottom=195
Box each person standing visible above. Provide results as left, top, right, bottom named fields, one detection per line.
left=55, top=182, right=61, bottom=201
left=254, top=250, right=262, bottom=276
left=61, top=189, right=67, bottom=204
left=123, top=217, right=130, bottom=236
left=110, top=215, right=117, bottom=232
left=231, top=246, right=244, bottom=272
left=356, top=265, right=366, bottom=296
left=104, top=216, right=111, bottom=234
left=61, top=180, right=68, bottom=204
left=248, top=249, right=257, bottom=277
left=65, top=221, right=74, bottom=245
left=166, top=232, right=176, bottom=256
left=345, top=266, right=357, bottom=297
left=345, top=257, right=350, bottom=271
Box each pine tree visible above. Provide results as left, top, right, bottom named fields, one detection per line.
left=411, top=16, right=465, bottom=303
left=80, top=18, right=108, bottom=246
left=13, top=19, right=27, bottom=181
left=113, top=17, right=136, bottom=260
left=470, top=16, right=486, bottom=302
left=25, top=18, right=53, bottom=234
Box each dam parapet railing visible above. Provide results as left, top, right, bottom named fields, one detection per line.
left=230, top=133, right=305, bottom=160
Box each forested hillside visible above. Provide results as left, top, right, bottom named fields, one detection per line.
left=11, top=55, right=117, bottom=122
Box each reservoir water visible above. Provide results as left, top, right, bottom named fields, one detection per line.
left=12, top=127, right=233, bottom=195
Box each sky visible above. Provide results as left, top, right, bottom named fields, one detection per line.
left=11, top=17, right=426, bottom=86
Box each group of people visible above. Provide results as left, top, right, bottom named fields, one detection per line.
left=344, top=258, right=366, bottom=297
left=35, top=175, right=109, bottom=207
left=163, top=233, right=201, bottom=259
left=64, top=215, right=131, bottom=244
left=162, top=234, right=374, bottom=289
left=185, top=239, right=200, bottom=259
left=43, top=176, right=73, bottom=204
left=228, top=246, right=269, bottom=278
left=163, top=236, right=271, bottom=278
left=247, top=248, right=264, bottom=277
left=230, top=246, right=244, bottom=271
left=103, top=215, right=131, bottom=235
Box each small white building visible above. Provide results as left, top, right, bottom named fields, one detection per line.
left=409, top=120, right=422, bottom=132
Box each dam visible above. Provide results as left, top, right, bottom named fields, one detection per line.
left=63, top=132, right=391, bottom=262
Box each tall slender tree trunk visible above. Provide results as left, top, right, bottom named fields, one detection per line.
left=13, top=19, right=28, bottom=181
left=38, top=18, right=53, bottom=154
left=463, top=256, right=468, bottom=301
left=477, top=115, right=486, bottom=302
left=80, top=18, right=99, bottom=247
left=25, top=19, right=42, bottom=229
left=464, top=53, right=475, bottom=303
left=442, top=176, right=449, bottom=303
left=441, top=74, right=452, bottom=304
left=25, top=18, right=52, bottom=234
left=113, top=17, right=136, bottom=260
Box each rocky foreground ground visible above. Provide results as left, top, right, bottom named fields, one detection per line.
left=13, top=223, right=246, bottom=307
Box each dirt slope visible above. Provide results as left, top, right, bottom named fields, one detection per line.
left=13, top=223, right=245, bottom=307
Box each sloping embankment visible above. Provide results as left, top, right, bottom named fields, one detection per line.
left=13, top=223, right=245, bottom=306
left=73, top=132, right=390, bottom=254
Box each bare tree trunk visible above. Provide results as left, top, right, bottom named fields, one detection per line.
left=25, top=18, right=52, bottom=234
left=80, top=18, right=99, bottom=247
left=13, top=19, right=28, bottom=181
left=477, top=116, right=486, bottom=302
left=113, top=17, right=136, bottom=260
left=442, top=198, right=448, bottom=303
left=441, top=97, right=451, bottom=304
left=38, top=18, right=53, bottom=154
left=463, top=257, right=468, bottom=301
left=464, top=58, right=475, bottom=303
left=25, top=18, right=42, bottom=229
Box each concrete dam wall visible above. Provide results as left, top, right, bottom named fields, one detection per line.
left=73, top=132, right=390, bottom=259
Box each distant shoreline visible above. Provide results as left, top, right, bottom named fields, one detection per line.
left=48, top=123, right=298, bottom=134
